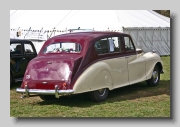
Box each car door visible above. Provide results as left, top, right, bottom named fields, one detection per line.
left=10, top=42, right=27, bottom=79
left=123, top=36, right=146, bottom=85
left=94, top=36, right=129, bottom=89
left=23, top=42, right=37, bottom=69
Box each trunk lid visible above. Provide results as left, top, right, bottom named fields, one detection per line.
left=24, top=54, right=82, bottom=83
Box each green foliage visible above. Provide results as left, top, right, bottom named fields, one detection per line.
left=10, top=56, right=170, bottom=117
left=153, top=10, right=170, bottom=18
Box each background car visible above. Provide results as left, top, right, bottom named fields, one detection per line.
left=10, top=39, right=37, bottom=86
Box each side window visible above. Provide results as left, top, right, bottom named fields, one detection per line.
left=10, top=43, right=22, bottom=55
left=94, top=37, right=123, bottom=55
left=24, top=43, right=35, bottom=54
left=124, top=37, right=135, bottom=51
left=94, top=38, right=109, bottom=54
left=108, top=37, right=123, bottom=53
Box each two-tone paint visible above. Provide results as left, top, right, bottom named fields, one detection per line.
left=16, top=31, right=163, bottom=97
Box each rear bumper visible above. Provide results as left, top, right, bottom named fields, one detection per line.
left=16, top=85, right=74, bottom=98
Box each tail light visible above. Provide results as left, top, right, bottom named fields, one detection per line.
left=22, top=81, right=27, bottom=88
left=62, top=83, right=67, bottom=90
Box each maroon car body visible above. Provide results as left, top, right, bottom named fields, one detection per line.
left=18, top=32, right=130, bottom=89
left=16, top=31, right=163, bottom=102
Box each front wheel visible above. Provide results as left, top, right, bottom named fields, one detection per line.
left=90, top=88, right=109, bottom=102
left=146, top=65, right=160, bottom=87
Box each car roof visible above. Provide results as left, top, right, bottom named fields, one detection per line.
left=39, top=31, right=130, bottom=55
left=46, top=31, right=129, bottom=45
left=10, top=39, right=32, bottom=43
left=51, top=31, right=128, bottom=39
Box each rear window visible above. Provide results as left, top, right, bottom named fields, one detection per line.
left=42, top=42, right=82, bottom=54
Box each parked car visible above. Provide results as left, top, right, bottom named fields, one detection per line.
left=16, top=31, right=164, bottom=102
left=10, top=39, right=37, bottom=86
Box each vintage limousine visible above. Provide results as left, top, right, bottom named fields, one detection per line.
left=16, top=31, right=164, bottom=102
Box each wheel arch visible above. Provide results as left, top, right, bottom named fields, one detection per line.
left=146, top=61, right=163, bottom=80
left=156, top=62, right=163, bottom=73
left=146, top=63, right=161, bottom=87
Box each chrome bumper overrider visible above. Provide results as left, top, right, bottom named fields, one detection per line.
left=16, top=85, right=74, bottom=98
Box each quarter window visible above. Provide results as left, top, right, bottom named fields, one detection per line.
left=24, top=43, right=35, bottom=54
left=124, top=37, right=135, bottom=51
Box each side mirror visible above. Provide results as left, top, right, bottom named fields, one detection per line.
left=136, top=48, right=143, bottom=54
left=152, top=50, right=156, bottom=53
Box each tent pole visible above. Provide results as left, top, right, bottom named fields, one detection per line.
left=38, top=27, right=43, bottom=40
left=49, top=27, right=56, bottom=39
left=24, top=27, right=31, bottom=39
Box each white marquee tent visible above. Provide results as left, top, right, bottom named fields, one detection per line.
left=10, top=10, right=170, bottom=55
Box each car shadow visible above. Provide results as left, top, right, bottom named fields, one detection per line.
left=34, top=80, right=170, bottom=107
left=107, top=80, right=170, bottom=103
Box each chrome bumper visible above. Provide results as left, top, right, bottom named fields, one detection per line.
left=16, top=85, right=74, bottom=98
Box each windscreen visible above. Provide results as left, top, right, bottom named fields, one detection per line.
left=42, top=42, right=82, bottom=54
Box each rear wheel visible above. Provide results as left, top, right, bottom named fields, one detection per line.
left=90, top=88, right=109, bottom=102
left=39, top=95, right=57, bottom=101
left=146, top=65, right=160, bottom=86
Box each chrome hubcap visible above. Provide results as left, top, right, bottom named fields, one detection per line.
left=152, top=68, right=158, bottom=83
left=98, top=88, right=106, bottom=96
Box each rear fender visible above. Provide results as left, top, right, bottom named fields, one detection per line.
left=73, top=61, right=113, bottom=94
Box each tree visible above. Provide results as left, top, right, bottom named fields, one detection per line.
left=153, top=10, right=170, bottom=18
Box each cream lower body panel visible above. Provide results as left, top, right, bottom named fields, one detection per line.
left=73, top=61, right=113, bottom=94
left=103, top=57, right=129, bottom=89
left=73, top=57, right=128, bottom=94
left=127, top=54, right=146, bottom=85
left=73, top=53, right=163, bottom=94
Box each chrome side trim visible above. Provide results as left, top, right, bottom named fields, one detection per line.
left=16, top=85, right=74, bottom=98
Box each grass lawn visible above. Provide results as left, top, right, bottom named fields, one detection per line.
left=10, top=56, right=170, bottom=117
